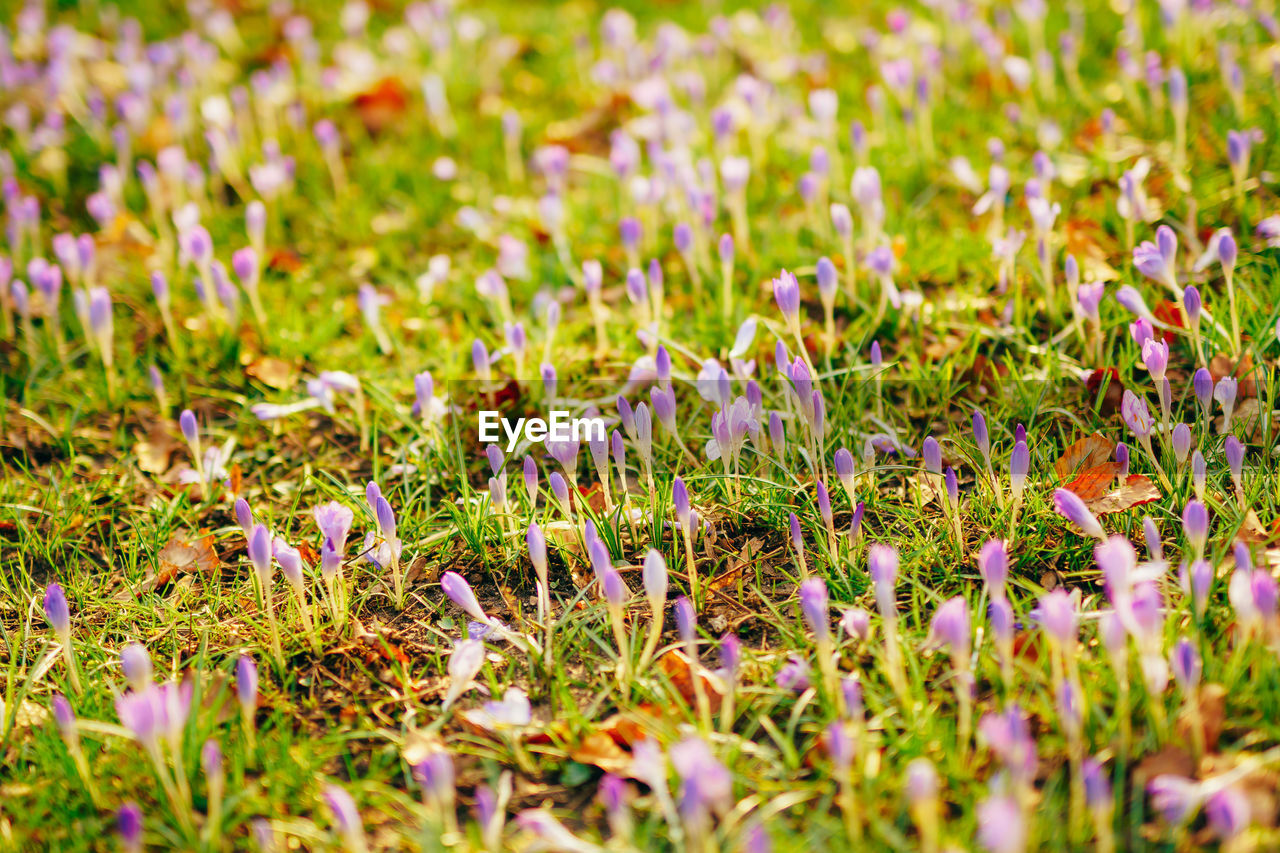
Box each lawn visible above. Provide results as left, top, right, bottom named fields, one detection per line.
left=2, top=0, right=1280, bottom=850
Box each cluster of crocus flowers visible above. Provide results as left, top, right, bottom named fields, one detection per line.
left=8, top=0, right=1280, bottom=849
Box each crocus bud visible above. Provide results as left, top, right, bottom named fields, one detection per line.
left=799, top=578, right=829, bottom=640
left=989, top=597, right=1014, bottom=644
left=237, top=655, right=258, bottom=720
left=248, top=525, right=272, bottom=583
left=718, top=233, right=734, bottom=264
left=601, top=567, right=627, bottom=607
left=927, top=596, right=971, bottom=657
left=673, top=477, right=691, bottom=529
left=1171, top=423, right=1192, bottom=465
left=825, top=722, right=853, bottom=773
left=52, top=693, right=77, bottom=741
left=118, top=802, right=143, bottom=853
left=43, top=582, right=71, bottom=638
left=816, top=257, right=837, bottom=301
left=203, top=738, right=223, bottom=779
left=179, top=409, right=198, bottom=445
left=972, top=409, right=990, bottom=464
left=789, top=513, right=804, bottom=558
left=324, top=786, right=366, bottom=852
left=1225, top=436, right=1244, bottom=484
left=1193, top=368, right=1213, bottom=420
left=643, top=550, right=667, bottom=606
left=1142, top=517, right=1164, bottom=563
left=922, top=437, right=942, bottom=475
left=549, top=471, right=569, bottom=506
left=773, top=271, right=801, bottom=326
left=1183, top=286, right=1201, bottom=325
left=978, top=539, right=1008, bottom=597
left=120, top=643, right=152, bottom=691
left=1032, top=589, right=1078, bottom=646
left=374, top=496, right=397, bottom=541
left=1182, top=499, right=1208, bottom=558
left=1188, top=559, right=1212, bottom=617
left=869, top=545, right=899, bottom=617
left=1170, top=638, right=1200, bottom=691
left=527, top=522, right=547, bottom=579
left=849, top=502, right=865, bottom=538
left=674, top=596, right=696, bottom=646
left=1053, top=489, right=1106, bottom=539
left=523, top=456, right=539, bottom=504
left=441, top=571, right=487, bottom=623
left=1010, top=441, right=1029, bottom=497
left=1218, top=229, right=1237, bottom=272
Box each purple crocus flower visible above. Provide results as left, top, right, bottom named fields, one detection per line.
left=1052, top=488, right=1106, bottom=539
left=120, top=643, right=152, bottom=691
left=1170, top=638, right=1200, bottom=690
left=978, top=539, right=1008, bottom=597
left=670, top=736, right=733, bottom=837
left=1206, top=787, right=1251, bottom=840
left=869, top=545, right=899, bottom=617
left=1148, top=775, right=1203, bottom=824
left=324, top=785, right=367, bottom=852
left=117, top=802, right=143, bottom=853
left=441, top=571, right=488, bottom=623
left=977, top=793, right=1025, bottom=853
left=1083, top=758, right=1111, bottom=814
left=927, top=596, right=971, bottom=658
left=775, top=656, right=811, bottom=692
left=1010, top=441, right=1029, bottom=498
left=1182, top=499, right=1208, bottom=558
left=43, top=582, right=70, bottom=639
left=798, top=578, right=829, bottom=640
left=1032, top=589, right=1078, bottom=646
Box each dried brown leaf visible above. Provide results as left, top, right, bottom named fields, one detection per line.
left=1054, top=433, right=1116, bottom=481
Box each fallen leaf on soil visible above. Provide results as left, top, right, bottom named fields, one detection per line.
left=710, top=538, right=761, bottom=591
left=656, top=649, right=724, bottom=711
left=134, top=429, right=179, bottom=475
left=1088, top=474, right=1161, bottom=516
left=1054, top=433, right=1116, bottom=481
left=267, top=248, right=305, bottom=273
left=1061, top=462, right=1122, bottom=503
left=1209, top=352, right=1257, bottom=398
left=569, top=731, right=634, bottom=775
left=245, top=357, right=297, bottom=390
left=1237, top=511, right=1272, bottom=544
left=135, top=529, right=220, bottom=595
left=1135, top=745, right=1196, bottom=781
left=353, top=77, right=410, bottom=134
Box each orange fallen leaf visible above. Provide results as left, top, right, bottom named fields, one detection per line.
left=1054, top=433, right=1116, bottom=481
left=267, top=248, right=304, bottom=274
left=245, top=357, right=296, bottom=390
left=1089, top=474, right=1160, bottom=516
left=139, top=528, right=220, bottom=595
left=353, top=77, right=409, bottom=135
left=1061, top=462, right=1121, bottom=503
left=570, top=731, right=634, bottom=775
left=656, top=649, right=724, bottom=711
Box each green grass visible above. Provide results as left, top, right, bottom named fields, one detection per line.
left=3, top=0, right=1280, bottom=850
